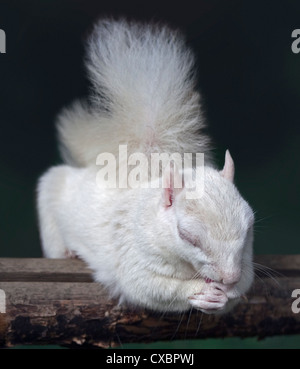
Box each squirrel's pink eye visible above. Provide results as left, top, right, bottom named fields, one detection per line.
left=178, top=227, right=201, bottom=248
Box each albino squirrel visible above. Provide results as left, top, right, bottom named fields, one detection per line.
left=37, top=19, right=254, bottom=314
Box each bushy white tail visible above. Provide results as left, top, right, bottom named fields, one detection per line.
left=57, top=18, right=210, bottom=167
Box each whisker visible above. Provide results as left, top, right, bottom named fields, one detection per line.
left=252, top=213, right=275, bottom=233
left=114, top=328, right=124, bottom=349
left=255, top=271, right=273, bottom=298
left=185, top=307, right=193, bottom=339
left=252, top=262, right=282, bottom=287
left=195, top=310, right=203, bottom=337
left=241, top=260, right=273, bottom=297
left=242, top=259, right=282, bottom=285
left=253, top=262, right=284, bottom=278
left=171, top=312, right=185, bottom=340
left=254, top=214, right=276, bottom=224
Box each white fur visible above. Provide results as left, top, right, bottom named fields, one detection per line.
left=37, top=19, right=255, bottom=314
left=37, top=164, right=254, bottom=312
left=57, top=18, right=210, bottom=168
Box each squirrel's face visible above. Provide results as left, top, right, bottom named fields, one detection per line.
left=161, top=151, right=255, bottom=296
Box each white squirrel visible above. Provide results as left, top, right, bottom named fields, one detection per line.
left=37, top=19, right=254, bottom=314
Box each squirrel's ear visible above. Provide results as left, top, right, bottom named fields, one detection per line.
left=162, top=162, right=184, bottom=208
left=220, top=150, right=235, bottom=182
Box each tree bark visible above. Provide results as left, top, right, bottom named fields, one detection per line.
left=0, top=255, right=299, bottom=348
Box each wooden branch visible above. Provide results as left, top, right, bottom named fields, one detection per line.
left=0, top=255, right=300, bottom=348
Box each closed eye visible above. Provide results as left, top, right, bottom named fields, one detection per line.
left=178, top=227, right=201, bottom=248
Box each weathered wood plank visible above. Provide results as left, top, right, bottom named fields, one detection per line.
left=0, top=256, right=299, bottom=348
left=0, top=258, right=93, bottom=282
left=1, top=255, right=299, bottom=278
left=253, top=254, right=300, bottom=276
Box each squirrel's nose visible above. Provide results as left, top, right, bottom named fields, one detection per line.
left=221, top=271, right=241, bottom=285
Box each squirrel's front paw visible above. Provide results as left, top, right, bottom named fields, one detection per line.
left=188, top=283, right=228, bottom=314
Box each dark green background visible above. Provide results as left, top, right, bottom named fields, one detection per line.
left=0, top=0, right=299, bottom=348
